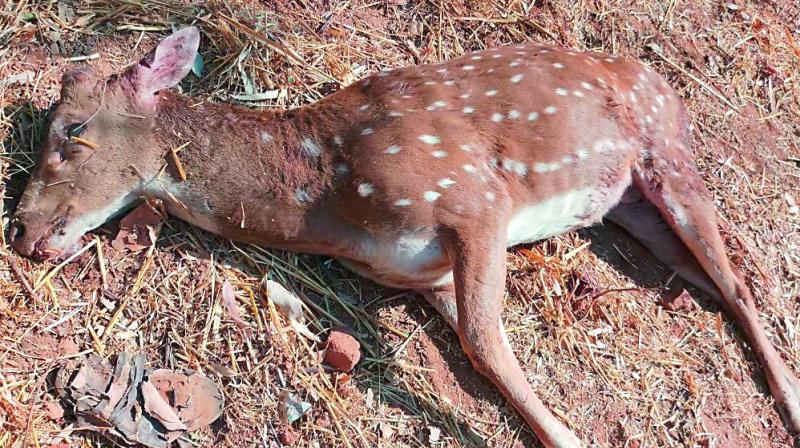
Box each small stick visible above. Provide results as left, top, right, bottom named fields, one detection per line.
left=9, top=259, right=34, bottom=297
left=69, top=136, right=100, bottom=149
left=33, top=239, right=97, bottom=292
left=95, top=236, right=108, bottom=290
left=64, top=53, right=100, bottom=62
left=169, top=142, right=191, bottom=181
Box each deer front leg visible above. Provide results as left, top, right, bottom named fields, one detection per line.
left=441, top=217, right=585, bottom=448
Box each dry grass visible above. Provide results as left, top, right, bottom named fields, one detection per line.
left=1, top=1, right=799, bottom=447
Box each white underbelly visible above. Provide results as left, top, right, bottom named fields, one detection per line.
left=506, top=187, right=597, bottom=246
left=338, top=230, right=452, bottom=289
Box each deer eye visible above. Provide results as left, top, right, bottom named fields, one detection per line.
left=65, top=123, right=86, bottom=138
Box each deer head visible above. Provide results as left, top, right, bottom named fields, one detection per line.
left=8, top=27, right=200, bottom=261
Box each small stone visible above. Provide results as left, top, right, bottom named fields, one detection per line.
left=660, top=289, right=694, bottom=312
left=324, top=330, right=361, bottom=372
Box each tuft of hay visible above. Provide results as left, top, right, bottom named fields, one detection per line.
left=1, top=1, right=799, bottom=447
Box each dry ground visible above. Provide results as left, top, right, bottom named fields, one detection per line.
left=1, top=1, right=799, bottom=447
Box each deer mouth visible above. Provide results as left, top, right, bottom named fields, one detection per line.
left=9, top=213, right=72, bottom=262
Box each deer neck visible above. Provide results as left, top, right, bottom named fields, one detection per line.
left=148, top=92, right=348, bottom=252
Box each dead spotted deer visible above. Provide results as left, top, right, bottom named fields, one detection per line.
left=9, top=27, right=799, bottom=446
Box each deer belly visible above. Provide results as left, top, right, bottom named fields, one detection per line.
left=506, top=187, right=598, bottom=246
left=337, top=232, right=452, bottom=289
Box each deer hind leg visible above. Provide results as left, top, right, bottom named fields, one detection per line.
left=421, top=285, right=458, bottom=330
left=606, top=185, right=720, bottom=299
left=441, top=211, right=585, bottom=448
left=630, top=155, right=800, bottom=433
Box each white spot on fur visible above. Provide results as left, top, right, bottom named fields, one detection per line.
left=444, top=80, right=455, bottom=86
left=544, top=106, right=558, bottom=114
left=527, top=112, right=539, bottom=121
left=555, top=88, right=568, bottom=96
left=301, top=138, right=321, bottom=157
left=423, top=191, right=441, bottom=202
left=260, top=131, right=273, bottom=144
left=419, top=134, right=441, bottom=144
left=561, top=155, right=573, bottom=164
left=432, top=150, right=448, bottom=158
left=424, top=80, right=437, bottom=86
left=438, top=178, right=456, bottom=188
left=463, top=106, right=475, bottom=114
left=361, top=128, right=373, bottom=135
left=471, top=55, right=482, bottom=60
left=359, top=104, right=370, bottom=111
left=426, top=101, right=447, bottom=111
left=395, top=199, right=412, bottom=207
left=508, top=110, right=521, bottom=119
left=486, top=89, right=498, bottom=96
left=463, top=164, right=476, bottom=173
left=491, top=113, right=504, bottom=122
left=333, top=135, right=343, bottom=146
left=485, top=192, right=496, bottom=201
left=510, top=74, right=524, bottom=83
left=385, top=145, right=402, bottom=154
left=335, top=163, right=349, bottom=174
left=573, top=90, right=584, bottom=97
left=389, top=111, right=404, bottom=117
left=576, top=148, right=590, bottom=159
left=534, top=162, right=561, bottom=173
left=358, top=183, right=374, bottom=197
left=502, top=159, right=528, bottom=176
left=460, top=93, right=471, bottom=99
left=463, top=65, right=475, bottom=70
left=553, top=62, right=564, bottom=69
left=509, top=61, right=520, bottom=67
left=581, top=81, right=593, bottom=90
left=459, top=144, right=473, bottom=152
left=295, top=188, right=311, bottom=203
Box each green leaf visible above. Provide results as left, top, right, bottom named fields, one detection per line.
left=20, top=12, right=37, bottom=22
left=191, top=53, right=204, bottom=77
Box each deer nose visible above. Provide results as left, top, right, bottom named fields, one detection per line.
left=8, top=219, right=34, bottom=258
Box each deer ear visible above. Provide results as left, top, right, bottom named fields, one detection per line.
left=135, top=26, right=200, bottom=94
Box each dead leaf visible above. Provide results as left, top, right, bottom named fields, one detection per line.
left=141, top=380, right=187, bottom=432
left=112, top=203, right=162, bottom=251
left=263, top=279, right=319, bottom=341
left=221, top=279, right=248, bottom=330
